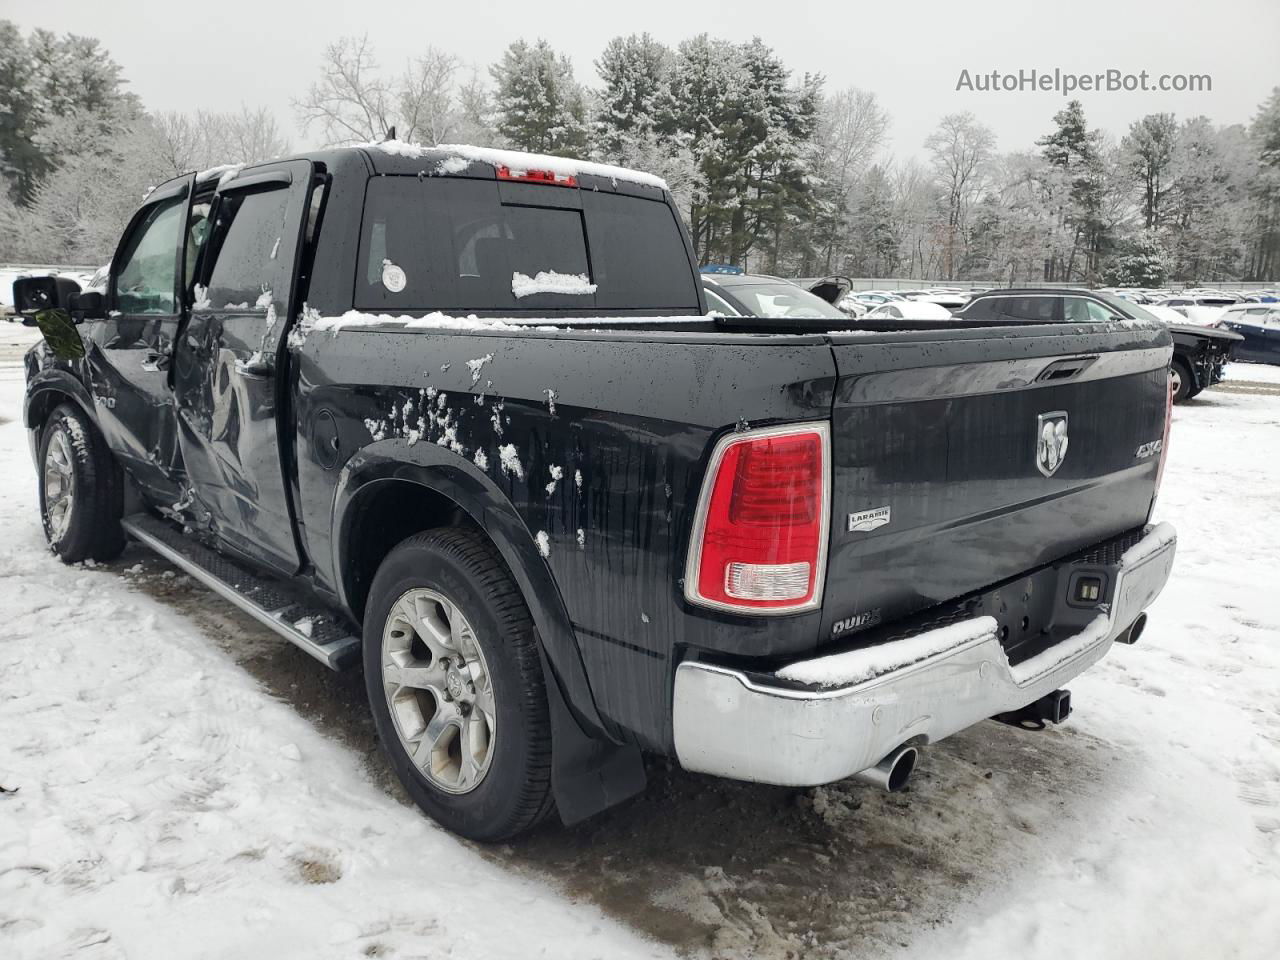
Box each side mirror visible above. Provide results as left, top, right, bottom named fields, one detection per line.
left=13, top=276, right=83, bottom=326
left=68, top=290, right=107, bottom=321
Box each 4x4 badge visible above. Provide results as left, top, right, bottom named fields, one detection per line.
left=1036, top=411, right=1069, bottom=477
left=848, top=505, right=891, bottom=533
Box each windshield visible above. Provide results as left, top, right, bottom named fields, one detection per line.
left=1097, top=292, right=1165, bottom=324
left=725, top=281, right=849, bottom=320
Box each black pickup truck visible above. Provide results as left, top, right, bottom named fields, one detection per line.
left=16, top=143, right=1177, bottom=841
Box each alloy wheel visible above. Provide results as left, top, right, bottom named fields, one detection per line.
left=381, top=587, right=497, bottom=794
left=43, top=429, right=75, bottom=541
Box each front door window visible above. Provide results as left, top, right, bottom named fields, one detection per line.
left=113, top=200, right=183, bottom=315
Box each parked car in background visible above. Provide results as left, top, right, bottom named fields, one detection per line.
left=914, top=292, right=970, bottom=309
left=702, top=273, right=851, bottom=321
left=1215, top=305, right=1280, bottom=364
left=864, top=300, right=953, bottom=320
left=953, top=288, right=1242, bottom=401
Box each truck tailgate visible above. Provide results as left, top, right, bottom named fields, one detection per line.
left=821, top=324, right=1171, bottom=642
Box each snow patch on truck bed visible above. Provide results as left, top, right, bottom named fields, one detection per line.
left=312, top=310, right=554, bottom=335
left=776, top=616, right=998, bottom=687
left=362, top=140, right=669, bottom=190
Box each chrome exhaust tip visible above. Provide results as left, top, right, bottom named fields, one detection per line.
left=1118, top=612, right=1148, bottom=645
left=852, top=745, right=918, bottom=793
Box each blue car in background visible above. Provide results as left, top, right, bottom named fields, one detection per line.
left=1216, top=305, right=1280, bottom=365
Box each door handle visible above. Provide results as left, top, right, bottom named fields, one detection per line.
left=142, top=350, right=170, bottom=372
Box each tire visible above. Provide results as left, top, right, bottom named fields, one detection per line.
left=1170, top=359, right=1193, bottom=403
left=37, top=403, right=126, bottom=563
left=362, top=528, right=555, bottom=842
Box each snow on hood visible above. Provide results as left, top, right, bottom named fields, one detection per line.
left=511, top=271, right=597, bottom=299
left=360, top=140, right=669, bottom=191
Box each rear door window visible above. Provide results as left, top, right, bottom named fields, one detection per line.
left=1085, top=300, right=1116, bottom=323
left=1063, top=297, right=1092, bottom=322
left=202, top=186, right=294, bottom=310
left=356, top=176, right=699, bottom=313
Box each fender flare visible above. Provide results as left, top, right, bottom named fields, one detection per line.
left=331, top=439, right=612, bottom=741
left=23, top=367, right=97, bottom=431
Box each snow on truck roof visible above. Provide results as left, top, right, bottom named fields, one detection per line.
left=192, top=142, right=669, bottom=193
left=360, top=140, right=670, bottom=191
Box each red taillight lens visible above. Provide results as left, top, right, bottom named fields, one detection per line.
left=686, top=425, right=829, bottom=612
left=496, top=165, right=577, bottom=188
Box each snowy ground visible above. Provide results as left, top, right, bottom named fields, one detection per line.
left=1, top=328, right=1278, bottom=959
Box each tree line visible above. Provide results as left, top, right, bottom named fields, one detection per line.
left=2, top=21, right=1277, bottom=284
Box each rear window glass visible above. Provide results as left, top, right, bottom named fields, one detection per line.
left=355, top=176, right=698, bottom=313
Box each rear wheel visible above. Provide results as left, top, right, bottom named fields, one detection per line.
left=1170, top=359, right=1193, bottom=403
left=362, top=528, right=554, bottom=841
left=38, top=403, right=126, bottom=563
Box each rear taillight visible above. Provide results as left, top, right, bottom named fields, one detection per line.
left=496, top=165, right=577, bottom=188
left=1155, top=373, right=1174, bottom=497
left=684, top=423, right=830, bottom=613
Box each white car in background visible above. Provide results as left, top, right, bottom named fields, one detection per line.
left=914, top=292, right=970, bottom=309
left=865, top=300, right=954, bottom=320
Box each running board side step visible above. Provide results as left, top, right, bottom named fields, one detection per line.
left=121, top=514, right=361, bottom=670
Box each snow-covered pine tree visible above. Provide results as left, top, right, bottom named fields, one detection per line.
left=489, top=39, right=590, bottom=155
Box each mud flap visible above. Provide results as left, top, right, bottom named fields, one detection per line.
left=540, top=649, right=646, bottom=826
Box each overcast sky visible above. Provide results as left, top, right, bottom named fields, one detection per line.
left=7, top=0, right=1279, bottom=159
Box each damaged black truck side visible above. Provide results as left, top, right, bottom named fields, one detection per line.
left=18, top=144, right=1177, bottom=841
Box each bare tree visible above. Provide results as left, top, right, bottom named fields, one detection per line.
left=224, top=106, right=290, bottom=165
left=398, top=49, right=463, bottom=144
left=926, top=112, right=996, bottom=278
left=152, top=107, right=289, bottom=176
left=295, top=35, right=486, bottom=146
left=294, top=35, right=392, bottom=144
left=818, top=88, right=890, bottom=193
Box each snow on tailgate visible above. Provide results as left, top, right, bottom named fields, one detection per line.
left=776, top=616, right=998, bottom=687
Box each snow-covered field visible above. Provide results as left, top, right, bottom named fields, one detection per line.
left=2, top=332, right=1278, bottom=959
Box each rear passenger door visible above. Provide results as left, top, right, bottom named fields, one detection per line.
left=172, top=160, right=314, bottom=574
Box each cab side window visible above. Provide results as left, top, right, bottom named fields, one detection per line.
left=201, top=187, right=294, bottom=310
left=999, top=297, right=1058, bottom=322
left=704, top=289, right=740, bottom=316
left=1085, top=300, right=1115, bottom=323
left=1063, top=297, right=1092, bottom=322
left=960, top=296, right=999, bottom=320
left=113, top=199, right=183, bottom=315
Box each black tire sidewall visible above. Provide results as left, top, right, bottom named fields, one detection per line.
left=362, top=532, right=549, bottom=841
left=1171, top=359, right=1193, bottom=403
left=38, top=407, right=98, bottom=561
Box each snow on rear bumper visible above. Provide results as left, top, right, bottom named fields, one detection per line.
left=672, top=523, right=1176, bottom=787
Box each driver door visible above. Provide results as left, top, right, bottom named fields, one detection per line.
left=172, top=160, right=313, bottom=575
left=87, top=174, right=196, bottom=502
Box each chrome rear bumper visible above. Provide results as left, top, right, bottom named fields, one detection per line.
left=673, top=523, right=1176, bottom=786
